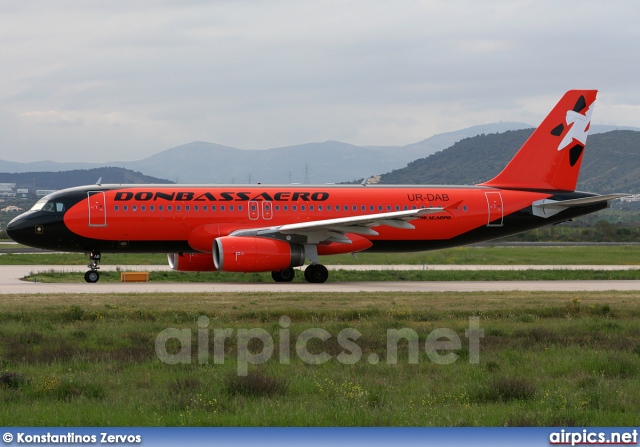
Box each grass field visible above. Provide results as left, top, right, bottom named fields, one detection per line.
left=2, top=245, right=640, bottom=266
left=1, top=291, right=640, bottom=426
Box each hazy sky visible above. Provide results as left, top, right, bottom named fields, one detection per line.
left=2, top=0, right=639, bottom=162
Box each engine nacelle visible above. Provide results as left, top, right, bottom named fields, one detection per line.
left=167, top=253, right=217, bottom=272
left=213, top=236, right=305, bottom=272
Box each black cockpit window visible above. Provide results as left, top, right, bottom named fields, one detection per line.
left=31, top=199, right=65, bottom=213
left=30, top=198, right=49, bottom=212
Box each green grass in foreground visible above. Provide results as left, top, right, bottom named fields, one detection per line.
left=2, top=245, right=640, bottom=266
left=21, top=268, right=640, bottom=283
left=1, top=291, right=639, bottom=426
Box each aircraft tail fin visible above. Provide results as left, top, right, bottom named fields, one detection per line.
left=479, top=90, right=597, bottom=192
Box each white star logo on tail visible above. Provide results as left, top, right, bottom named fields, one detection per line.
left=558, top=104, right=593, bottom=151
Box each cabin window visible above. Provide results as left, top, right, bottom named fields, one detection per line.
left=395, top=205, right=400, bottom=211
left=284, top=205, right=288, bottom=211
left=379, top=205, right=383, bottom=211
left=301, top=205, right=306, bottom=211
left=463, top=205, right=468, bottom=212
left=123, top=205, right=128, bottom=211
left=150, top=205, right=155, bottom=211
left=203, top=205, right=207, bottom=211
left=114, top=205, right=119, bottom=211
left=309, top=205, right=314, bottom=211
left=185, top=205, right=190, bottom=211
left=159, top=205, right=164, bottom=211
left=141, top=205, right=146, bottom=211
left=220, top=206, right=225, bottom=211
left=167, top=205, right=172, bottom=211
left=194, top=205, right=198, bottom=211
left=132, top=205, right=137, bottom=212
left=327, top=205, right=331, bottom=211
left=229, top=205, right=234, bottom=211
left=352, top=205, right=357, bottom=211
left=404, top=206, right=408, bottom=210
left=292, top=205, right=297, bottom=211
left=387, top=205, right=391, bottom=211
left=318, top=205, right=323, bottom=211
left=212, top=206, right=216, bottom=211
left=238, top=205, right=243, bottom=211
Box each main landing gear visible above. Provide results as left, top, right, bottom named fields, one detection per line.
left=270, top=264, right=329, bottom=283
left=271, top=267, right=296, bottom=282
left=304, top=264, right=329, bottom=284
left=85, top=250, right=101, bottom=283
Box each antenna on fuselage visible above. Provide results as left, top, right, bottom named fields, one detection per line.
left=96, top=177, right=102, bottom=186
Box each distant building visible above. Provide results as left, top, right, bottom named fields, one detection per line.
left=1, top=205, right=23, bottom=212
left=17, top=188, right=29, bottom=194
left=620, top=194, right=640, bottom=202
left=36, top=190, right=57, bottom=197
left=0, top=183, right=16, bottom=192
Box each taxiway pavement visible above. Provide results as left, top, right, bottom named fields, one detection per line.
left=1, top=264, right=639, bottom=294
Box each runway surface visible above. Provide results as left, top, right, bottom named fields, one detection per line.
left=1, top=264, right=640, bottom=294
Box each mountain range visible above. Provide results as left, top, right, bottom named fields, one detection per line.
left=0, top=122, right=546, bottom=184
left=1, top=123, right=638, bottom=187
left=0, top=167, right=173, bottom=191
left=379, top=129, right=640, bottom=194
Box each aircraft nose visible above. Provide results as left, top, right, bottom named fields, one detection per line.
left=5, top=214, right=37, bottom=244
left=6, top=216, right=20, bottom=236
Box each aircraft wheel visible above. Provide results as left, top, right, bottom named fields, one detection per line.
left=272, top=267, right=295, bottom=282
left=279, top=267, right=296, bottom=282
left=304, top=264, right=329, bottom=283
left=84, top=270, right=100, bottom=283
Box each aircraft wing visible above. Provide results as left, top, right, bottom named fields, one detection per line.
left=230, top=206, right=452, bottom=244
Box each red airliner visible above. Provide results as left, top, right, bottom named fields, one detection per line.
left=6, top=90, right=626, bottom=283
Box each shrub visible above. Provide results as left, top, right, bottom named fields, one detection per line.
left=225, top=370, right=288, bottom=397
left=168, top=377, right=201, bottom=395
left=473, top=376, right=536, bottom=403
left=0, top=372, right=25, bottom=389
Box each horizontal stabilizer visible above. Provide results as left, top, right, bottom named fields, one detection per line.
left=532, top=194, right=629, bottom=218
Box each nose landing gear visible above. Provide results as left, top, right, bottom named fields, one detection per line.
left=85, top=251, right=101, bottom=283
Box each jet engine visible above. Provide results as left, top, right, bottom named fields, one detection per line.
left=213, top=236, right=305, bottom=272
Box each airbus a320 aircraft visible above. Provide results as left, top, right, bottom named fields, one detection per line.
left=6, top=90, right=626, bottom=283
